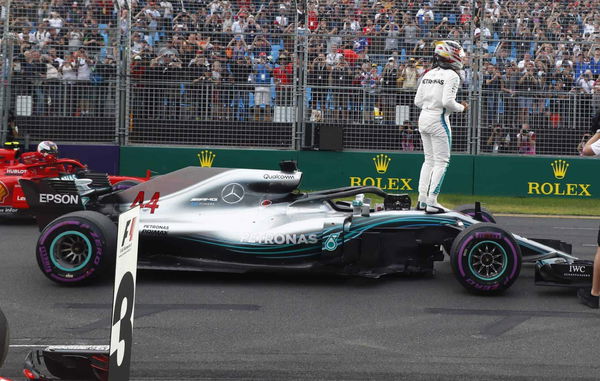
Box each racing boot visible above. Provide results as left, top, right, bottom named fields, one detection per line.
left=425, top=202, right=450, bottom=214
left=577, top=288, right=599, bottom=309
left=416, top=202, right=427, bottom=211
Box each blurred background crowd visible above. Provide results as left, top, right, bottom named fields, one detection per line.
left=2, top=0, right=600, bottom=153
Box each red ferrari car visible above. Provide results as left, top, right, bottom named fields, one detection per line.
left=0, top=145, right=147, bottom=218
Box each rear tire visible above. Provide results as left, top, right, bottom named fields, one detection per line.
left=454, top=203, right=496, bottom=223
left=36, top=211, right=117, bottom=285
left=450, top=223, right=521, bottom=294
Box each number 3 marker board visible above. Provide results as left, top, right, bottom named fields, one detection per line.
left=109, top=206, right=140, bottom=381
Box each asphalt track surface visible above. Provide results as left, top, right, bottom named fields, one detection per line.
left=1, top=216, right=599, bottom=380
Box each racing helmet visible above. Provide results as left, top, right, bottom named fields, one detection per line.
left=37, top=141, right=58, bottom=156
left=433, top=40, right=465, bottom=71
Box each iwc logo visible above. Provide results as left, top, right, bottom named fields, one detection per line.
left=527, top=160, right=591, bottom=197
left=349, top=154, right=412, bottom=191
left=198, top=150, right=216, bottom=167
left=221, top=183, right=245, bottom=204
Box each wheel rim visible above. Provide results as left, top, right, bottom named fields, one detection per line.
left=49, top=231, right=93, bottom=272
left=467, top=240, right=508, bottom=281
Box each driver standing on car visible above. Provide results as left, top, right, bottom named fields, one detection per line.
left=414, top=40, right=469, bottom=213
left=578, top=111, right=600, bottom=308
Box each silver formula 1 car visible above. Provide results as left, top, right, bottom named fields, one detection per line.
left=20, top=161, right=592, bottom=294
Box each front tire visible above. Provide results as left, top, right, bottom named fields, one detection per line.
left=450, top=223, right=521, bottom=294
left=36, top=211, right=117, bottom=285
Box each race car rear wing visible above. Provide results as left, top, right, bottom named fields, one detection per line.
left=19, top=175, right=113, bottom=230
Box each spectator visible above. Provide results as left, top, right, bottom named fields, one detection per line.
left=578, top=133, right=592, bottom=155
left=83, top=25, right=105, bottom=59
left=483, top=64, right=503, bottom=126
left=501, top=63, right=519, bottom=128
left=577, top=69, right=595, bottom=94
left=330, top=56, right=353, bottom=122
left=67, top=27, right=84, bottom=53
left=75, top=48, right=94, bottom=116
left=401, top=122, right=415, bottom=151
left=92, top=55, right=117, bottom=117
left=22, top=50, right=46, bottom=115
left=253, top=53, right=272, bottom=121
left=59, top=52, right=78, bottom=116
left=273, top=54, right=293, bottom=110
left=210, top=60, right=226, bottom=120
left=360, top=63, right=381, bottom=122
left=381, top=57, right=398, bottom=125
left=42, top=48, right=63, bottom=116
left=401, top=58, right=419, bottom=120
left=309, top=53, right=329, bottom=117
left=486, top=124, right=505, bottom=153
left=382, top=20, right=400, bottom=54
left=517, top=123, right=536, bottom=155
left=517, top=62, right=540, bottom=124
left=189, top=56, right=212, bottom=120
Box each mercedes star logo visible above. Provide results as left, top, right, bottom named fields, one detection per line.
left=221, top=183, right=245, bottom=204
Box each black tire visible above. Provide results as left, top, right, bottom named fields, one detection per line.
left=112, top=180, right=141, bottom=192
left=36, top=211, right=117, bottom=285
left=454, top=203, right=496, bottom=223
left=0, top=307, right=8, bottom=367
left=450, top=223, right=521, bottom=294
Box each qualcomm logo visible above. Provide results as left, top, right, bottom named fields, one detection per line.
left=221, top=183, right=245, bottom=204
left=323, top=233, right=340, bottom=252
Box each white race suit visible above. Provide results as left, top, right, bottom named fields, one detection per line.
left=413, top=67, right=465, bottom=205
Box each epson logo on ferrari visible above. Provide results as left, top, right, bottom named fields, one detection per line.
left=241, top=233, right=318, bottom=245
left=39, top=193, right=79, bottom=204
left=263, top=174, right=296, bottom=180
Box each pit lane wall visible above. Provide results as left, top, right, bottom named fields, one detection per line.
left=119, top=147, right=599, bottom=198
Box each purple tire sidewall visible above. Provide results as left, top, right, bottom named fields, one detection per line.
left=453, top=226, right=521, bottom=292
left=37, top=218, right=106, bottom=284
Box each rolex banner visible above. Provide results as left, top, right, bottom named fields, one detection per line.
left=120, top=146, right=600, bottom=199
left=474, top=156, right=596, bottom=198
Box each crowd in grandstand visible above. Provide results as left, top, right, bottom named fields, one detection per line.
left=3, top=0, right=600, bottom=152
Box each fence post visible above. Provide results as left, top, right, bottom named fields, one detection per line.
left=115, top=7, right=132, bottom=146
left=0, top=0, right=11, bottom=144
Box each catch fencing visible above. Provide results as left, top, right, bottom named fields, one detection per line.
left=1, top=0, right=598, bottom=156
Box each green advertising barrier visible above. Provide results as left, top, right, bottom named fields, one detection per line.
left=120, top=147, right=473, bottom=194
left=120, top=147, right=598, bottom=198
left=297, top=151, right=474, bottom=194
left=120, top=146, right=298, bottom=174
left=474, top=155, right=598, bottom=198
